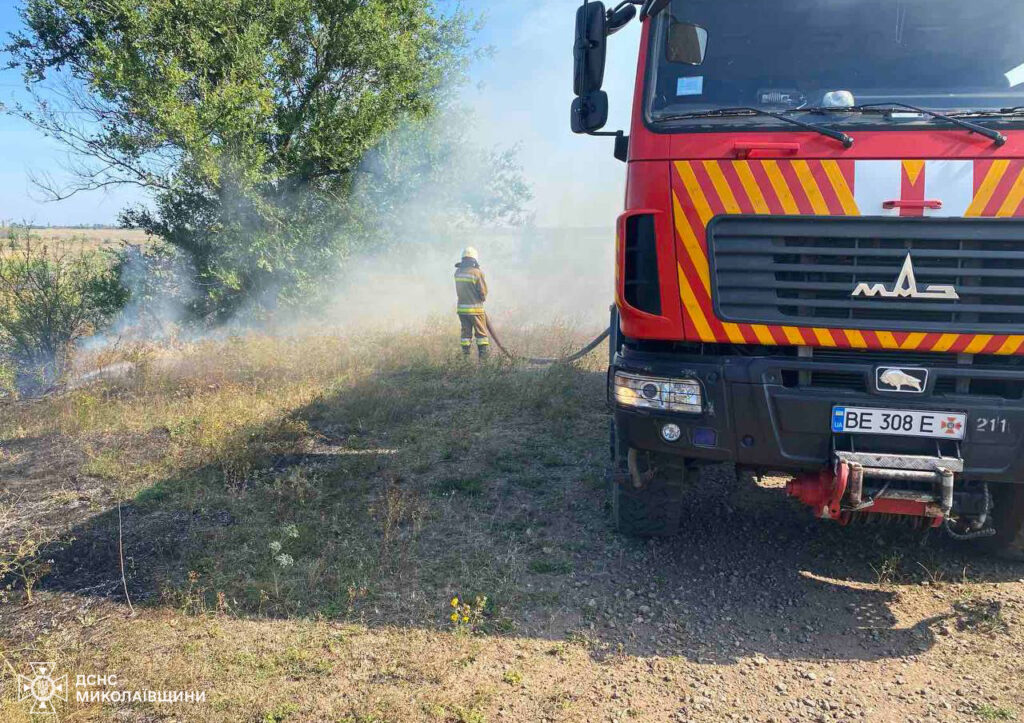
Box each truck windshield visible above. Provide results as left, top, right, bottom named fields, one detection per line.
left=647, top=0, right=1024, bottom=126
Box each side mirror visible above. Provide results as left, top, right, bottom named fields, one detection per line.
left=573, top=1, right=607, bottom=96
left=607, top=5, right=637, bottom=36
left=614, top=132, right=629, bottom=162
left=666, top=21, right=708, bottom=65
left=571, top=91, right=609, bottom=134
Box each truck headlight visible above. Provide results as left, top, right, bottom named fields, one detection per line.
left=613, top=372, right=702, bottom=413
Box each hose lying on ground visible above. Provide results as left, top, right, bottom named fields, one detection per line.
left=484, top=314, right=611, bottom=365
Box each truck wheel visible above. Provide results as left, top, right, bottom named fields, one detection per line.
left=611, top=447, right=686, bottom=537
left=985, top=484, right=1024, bottom=561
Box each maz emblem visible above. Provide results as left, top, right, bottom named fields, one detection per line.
left=851, top=254, right=959, bottom=301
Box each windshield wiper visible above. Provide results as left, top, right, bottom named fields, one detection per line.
left=794, top=102, right=1006, bottom=147
left=657, top=107, right=854, bottom=148
left=949, top=106, right=1024, bottom=119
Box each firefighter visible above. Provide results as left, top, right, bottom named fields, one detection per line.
left=454, top=246, right=490, bottom=358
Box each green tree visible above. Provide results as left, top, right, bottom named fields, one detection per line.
left=6, top=0, right=525, bottom=318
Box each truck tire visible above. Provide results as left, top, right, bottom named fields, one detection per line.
left=986, top=484, right=1024, bottom=561
left=611, top=444, right=687, bottom=537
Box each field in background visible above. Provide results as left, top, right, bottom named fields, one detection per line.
left=1, top=227, right=152, bottom=252
left=0, top=323, right=1022, bottom=722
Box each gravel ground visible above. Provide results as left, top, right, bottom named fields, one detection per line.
left=514, top=465, right=1024, bottom=722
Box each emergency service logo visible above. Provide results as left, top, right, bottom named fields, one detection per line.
left=941, top=416, right=964, bottom=436
left=8, top=662, right=206, bottom=715
left=16, top=662, right=67, bottom=715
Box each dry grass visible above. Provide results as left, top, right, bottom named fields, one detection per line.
left=0, top=321, right=613, bottom=720
left=1, top=323, right=1022, bottom=722
left=1, top=227, right=152, bottom=253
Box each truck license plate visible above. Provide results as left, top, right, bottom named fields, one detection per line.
left=831, top=407, right=966, bottom=439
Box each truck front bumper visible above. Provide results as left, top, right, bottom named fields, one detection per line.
left=611, top=348, right=1024, bottom=484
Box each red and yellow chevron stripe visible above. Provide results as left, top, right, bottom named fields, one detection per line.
left=966, top=159, right=1024, bottom=217
left=672, top=159, right=1024, bottom=356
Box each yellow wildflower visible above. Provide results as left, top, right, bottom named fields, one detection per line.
left=462, top=615, right=469, bottom=623
left=450, top=597, right=459, bottom=608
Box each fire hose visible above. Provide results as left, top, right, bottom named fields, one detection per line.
left=484, top=314, right=611, bottom=365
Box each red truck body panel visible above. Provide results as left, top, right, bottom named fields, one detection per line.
left=618, top=21, right=1024, bottom=355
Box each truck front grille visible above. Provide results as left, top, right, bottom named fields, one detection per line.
left=775, top=347, right=1024, bottom=400
left=709, top=216, right=1024, bottom=334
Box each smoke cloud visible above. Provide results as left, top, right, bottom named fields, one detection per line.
left=324, top=226, right=613, bottom=333
left=320, top=1, right=637, bottom=335
left=80, top=243, right=198, bottom=351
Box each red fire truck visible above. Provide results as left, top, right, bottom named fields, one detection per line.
left=575, top=0, right=1024, bottom=557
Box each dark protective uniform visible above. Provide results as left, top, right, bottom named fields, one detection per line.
left=454, top=258, right=489, bottom=357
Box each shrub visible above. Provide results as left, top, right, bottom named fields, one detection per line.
left=0, top=230, right=127, bottom=387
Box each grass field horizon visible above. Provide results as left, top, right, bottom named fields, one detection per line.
left=2, top=226, right=153, bottom=252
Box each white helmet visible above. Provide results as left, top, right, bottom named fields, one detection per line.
left=461, top=246, right=479, bottom=260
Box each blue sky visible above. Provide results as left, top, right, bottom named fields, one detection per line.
left=0, top=1, right=640, bottom=227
